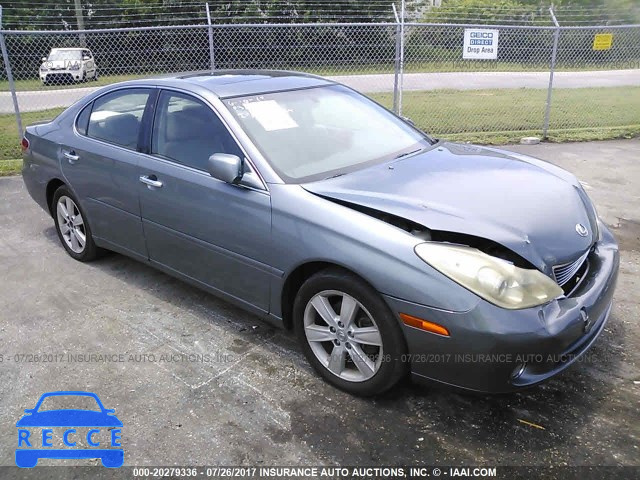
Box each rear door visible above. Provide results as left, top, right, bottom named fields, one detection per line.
left=137, top=89, right=273, bottom=312
left=60, top=87, right=154, bottom=259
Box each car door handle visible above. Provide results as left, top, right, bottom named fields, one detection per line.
left=139, top=175, right=163, bottom=189
left=63, top=151, right=79, bottom=164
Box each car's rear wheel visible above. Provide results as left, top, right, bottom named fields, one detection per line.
left=293, top=268, right=408, bottom=396
left=52, top=186, right=102, bottom=262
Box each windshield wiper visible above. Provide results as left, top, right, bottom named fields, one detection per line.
left=394, top=148, right=424, bottom=160
left=324, top=173, right=345, bottom=180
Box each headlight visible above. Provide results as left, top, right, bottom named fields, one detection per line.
left=415, top=242, right=563, bottom=310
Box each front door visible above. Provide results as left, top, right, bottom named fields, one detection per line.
left=138, top=90, right=272, bottom=312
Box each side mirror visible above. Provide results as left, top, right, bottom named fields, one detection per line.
left=41, top=57, right=47, bottom=62
left=24, top=409, right=35, bottom=414
left=83, top=56, right=90, bottom=61
left=207, top=153, right=242, bottom=184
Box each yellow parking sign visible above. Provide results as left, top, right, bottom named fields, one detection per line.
left=593, top=33, right=613, bottom=51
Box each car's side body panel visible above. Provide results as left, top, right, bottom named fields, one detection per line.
left=55, top=87, right=156, bottom=258
left=22, top=123, right=64, bottom=213
left=267, top=183, right=482, bottom=317
left=61, top=130, right=150, bottom=259
left=138, top=155, right=275, bottom=312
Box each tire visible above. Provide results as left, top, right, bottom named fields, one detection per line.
left=94, top=71, right=99, bottom=81
left=52, top=185, right=102, bottom=262
left=293, top=268, right=408, bottom=396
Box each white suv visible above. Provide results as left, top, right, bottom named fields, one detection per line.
left=40, top=48, right=98, bottom=85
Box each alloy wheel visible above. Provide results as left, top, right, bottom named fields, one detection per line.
left=56, top=195, right=86, bottom=254
left=303, top=290, right=383, bottom=382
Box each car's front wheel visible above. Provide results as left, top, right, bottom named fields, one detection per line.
left=294, top=268, right=408, bottom=396
left=52, top=185, right=102, bottom=261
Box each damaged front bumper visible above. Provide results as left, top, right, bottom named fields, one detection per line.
left=383, top=223, right=619, bottom=393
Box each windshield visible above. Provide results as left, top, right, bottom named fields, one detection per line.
left=48, top=50, right=82, bottom=61
left=223, top=85, right=431, bottom=182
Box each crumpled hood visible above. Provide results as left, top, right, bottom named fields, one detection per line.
left=302, top=142, right=596, bottom=274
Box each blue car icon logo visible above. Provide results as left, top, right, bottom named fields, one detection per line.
left=15, top=391, right=123, bottom=468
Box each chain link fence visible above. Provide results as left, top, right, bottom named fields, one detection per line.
left=1, top=19, right=639, bottom=169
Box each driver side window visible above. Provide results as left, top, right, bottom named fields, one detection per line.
left=152, top=91, right=243, bottom=172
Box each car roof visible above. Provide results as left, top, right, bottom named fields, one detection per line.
left=123, top=69, right=337, bottom=99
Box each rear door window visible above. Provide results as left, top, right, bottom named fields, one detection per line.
left=87, top=88, right=151, bottom=150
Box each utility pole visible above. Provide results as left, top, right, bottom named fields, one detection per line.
left=74, top=0, right=86, bottom=46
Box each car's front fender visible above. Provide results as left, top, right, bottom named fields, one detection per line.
left=267, top=184, right=480, bottom=318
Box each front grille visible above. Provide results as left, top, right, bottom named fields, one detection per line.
left=553, top=250, right=590, bottom=287
left=43, top=73, right=76, bottom=85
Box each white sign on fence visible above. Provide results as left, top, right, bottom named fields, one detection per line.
left=463, top=28, right=500, bottom=60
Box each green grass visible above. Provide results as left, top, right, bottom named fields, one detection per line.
left=369, top=86, right=640, bottom=144
left=0, top=86, right=638, bottom=176
left=0, top=108, right=63, bottom=159
left=0, top=159, right=22, bottom=176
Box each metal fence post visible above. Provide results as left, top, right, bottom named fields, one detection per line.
left=0, top=7, right=23, bottom=141
left=205, top=2, right=216, bottom=70
left=392, top=4, right=401, bottom=114
left=543, top=7, right=560, bottom=139
left=398, top=0, right=405, bottom=117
